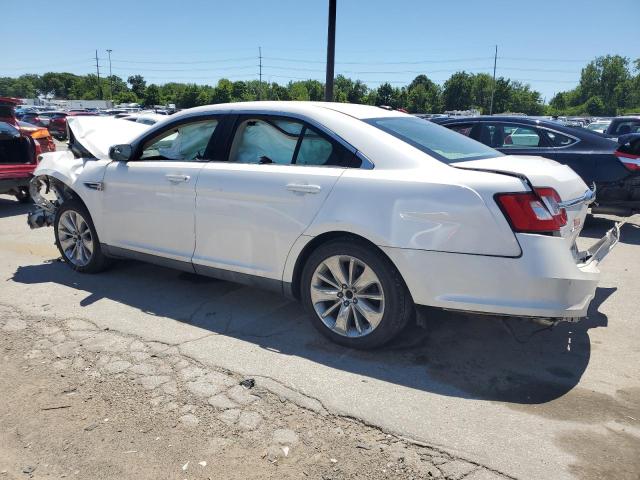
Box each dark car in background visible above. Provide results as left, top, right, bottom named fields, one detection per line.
left=46, top=111, right=98, bottom=140
left=433, top=115, right=639, bottom=215
left=46, top=111, right=69, bottom=139
left=16, top=111, right=45, bottom=127
left=605, top=116, right=640, bottom=137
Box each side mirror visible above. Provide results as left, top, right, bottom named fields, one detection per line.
left=109, top=144, right=133, bottom=161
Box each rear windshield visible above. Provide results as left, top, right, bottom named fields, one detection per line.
left=365, top=116, right=502, bottom=163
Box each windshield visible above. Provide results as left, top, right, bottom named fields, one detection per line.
left=365, top=116, right=502, bottom=163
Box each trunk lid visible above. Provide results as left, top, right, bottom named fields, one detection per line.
left=453, top=155, right=592, bottom=242
left=67, top=116, right=152, bottom=159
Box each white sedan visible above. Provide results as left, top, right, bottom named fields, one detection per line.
left=28, top=102, right=619, bottom=349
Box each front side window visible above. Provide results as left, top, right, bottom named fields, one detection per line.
left=140, top=119, right=218, bottom=161
left=366, top=116, right=501, bottom=163
left=229, top=117, right=360, bottom=167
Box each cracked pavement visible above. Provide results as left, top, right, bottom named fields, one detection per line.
left=1, top=194, right=640, bottom=479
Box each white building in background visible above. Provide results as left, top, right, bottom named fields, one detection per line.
left=19, top=98, right=113, bottom=109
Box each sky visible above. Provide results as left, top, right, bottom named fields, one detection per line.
left=3, top=0, right=639, bottom=101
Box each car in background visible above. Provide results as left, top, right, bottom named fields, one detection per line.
left=433, top=115, right=639, bottom=215
left=615, top=133, right=640, bottom=171
left=47, top=111, right=98, bottom=140
left=46, top=112, right=69, bottom=140
left=120, top=113, right=166, bottom=126
left=0, top=121, right=43, bottom=202
left=605, top=116, right=640, bottom=137
left=18, top=121, right=56, bottom=156
left=586, top=120, right=611, bottom=134
left=16, top=110, right=46, bottom=127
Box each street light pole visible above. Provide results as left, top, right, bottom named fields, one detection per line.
left=106, top=49, right=113, bottom=100
left=324, top=0, right=336, bottom=102
left=489, top=45, right=497, bottom=115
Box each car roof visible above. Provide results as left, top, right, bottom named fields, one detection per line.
left=171, top=101, right=405, bottom=121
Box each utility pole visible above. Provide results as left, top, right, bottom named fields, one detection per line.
left=95, top=49, right=102, bottom=100
left=489, top=45, right=497, bottom=115
left=258, top=46, right=263, bottom=100
left=324, top=0, right=336, bottom=102
left=106, top=49, right=113, bottom=100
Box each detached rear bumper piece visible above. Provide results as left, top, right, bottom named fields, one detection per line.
left=382, top=224, right=621, bottom=320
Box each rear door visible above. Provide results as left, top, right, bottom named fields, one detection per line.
left=194, top=114, right=360, bottom=281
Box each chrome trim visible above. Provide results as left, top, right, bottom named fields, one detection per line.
left=84, top=181, right=104, bottom=191
left=559, top=185, right=596, bottom=208
left=356, top=150, right=375, bottom=169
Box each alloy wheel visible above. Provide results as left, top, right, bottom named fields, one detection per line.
left=57, top=210, right=94, bottom=267
left=310, top=255, right=385, bottom=337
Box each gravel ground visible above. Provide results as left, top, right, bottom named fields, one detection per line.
left=0, top=303, right=511, bottom=480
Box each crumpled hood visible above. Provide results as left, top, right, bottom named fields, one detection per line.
left=67, top=116, right=151, bottom=159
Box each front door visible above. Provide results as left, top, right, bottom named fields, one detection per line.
left=193, top=115, right=360, bottom=281
left=101, top=118, right=220, bottom=262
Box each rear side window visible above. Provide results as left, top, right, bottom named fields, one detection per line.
left=229, top=117, right=360, bottom=167
left=474, top=123, right=541, bottom=148
left=366, top=116, right=501, bottom=163
left=542, top=130, right=576, bottom=147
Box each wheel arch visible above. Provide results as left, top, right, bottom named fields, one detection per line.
left=288, top=231, right=403, bottom=300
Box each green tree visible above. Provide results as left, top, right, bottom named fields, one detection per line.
left=127, top=75, right=147, bottom=99
left=585, top=96, right=606, bottom=115
left=442, top=72, right=473, bottom=110
left=211, top=78, right=233, bottom=104
left=144, top=84, right=161, bottom=107
left=288, top=82, right=310, bottom=101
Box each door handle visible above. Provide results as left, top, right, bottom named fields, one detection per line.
left=286, top=183, right=322, bottom=194
left=165, top=174, right=191, bottom=183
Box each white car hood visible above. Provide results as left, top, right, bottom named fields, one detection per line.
left=453, top=154, right=589, bottom=201
left=67, top=116, right=151, bottom=159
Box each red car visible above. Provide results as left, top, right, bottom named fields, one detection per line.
left=0, top=97, right=56, bottom=202
left=48, top=110, right=98, bottom=140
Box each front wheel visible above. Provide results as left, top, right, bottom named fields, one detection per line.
left=301, top=240, right=414, bottom=349
left=54, top=200, right=110, bottom=273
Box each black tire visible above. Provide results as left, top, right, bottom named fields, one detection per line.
left=54, top=200, right=110, bottom=273
left=14, top=187, right=31, bottom=203
left=300, top=239, right=414, bottom=349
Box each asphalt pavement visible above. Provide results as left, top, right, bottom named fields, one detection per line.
left=1, top=194, right=638, bottom=479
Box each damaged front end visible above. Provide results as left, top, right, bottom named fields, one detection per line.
left=27, top=175, right=73, bottom=229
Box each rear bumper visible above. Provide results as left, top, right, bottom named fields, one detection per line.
left=383, top=226, right=619, bottom=319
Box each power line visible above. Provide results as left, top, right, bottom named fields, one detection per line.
left=109, top=56, right=255, bottom=65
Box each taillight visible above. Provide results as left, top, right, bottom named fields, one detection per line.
left=29, top=128, right=50, bottom=139
left=615, top=150, right=640, bottom=171
left=496, top=187, right=567, bottom=233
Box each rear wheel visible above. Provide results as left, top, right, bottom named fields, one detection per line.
left=301, top=240, right=414, bottom=349
left=54, top=200, right=110, bottom=273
